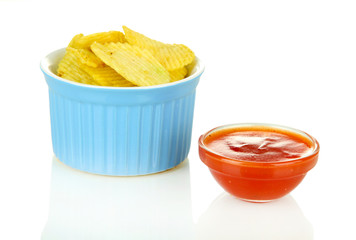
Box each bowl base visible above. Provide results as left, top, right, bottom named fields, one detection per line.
left=238, top=198, right=273, bottom=203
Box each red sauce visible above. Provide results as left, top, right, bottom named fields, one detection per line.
left=204, top=127, right=313, bottom=162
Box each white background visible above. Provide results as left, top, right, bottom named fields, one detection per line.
left=1, top=0, right=355, bottom=239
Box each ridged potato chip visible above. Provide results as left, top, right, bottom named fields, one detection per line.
left=58, top=47, right=134, bottom=87
left=57, top=50, right=96, bottom=85
left=123, top=26, right=195, bottom=70
left=67, top=47, right=104, bottom=68
left=81, top=64, right=136, bottom=87
left=70, top=31, right=126, bottom=49
left=169, top=67, right=188, bottom=82
left=152, top=44, right=195, bottom=71
left=91, top=42, right=170, bottom=86
left=68, top=34, right=84, bottom=48
left=123, top=26, right=164, bottom=49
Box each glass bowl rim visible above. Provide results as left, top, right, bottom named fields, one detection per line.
left=198, top=123, right=320, bottom=168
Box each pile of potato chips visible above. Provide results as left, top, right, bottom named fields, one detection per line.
left=56, top=26, right=195, bottom=87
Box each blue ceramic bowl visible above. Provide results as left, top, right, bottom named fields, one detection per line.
left=41, top=48, right=204, bottom=176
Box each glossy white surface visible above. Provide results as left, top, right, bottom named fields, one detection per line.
left=1, top=0, right=356, bottom=239
left=42, top=158, right=194, bottom=240
left=42, top=158, right=314, bottom=240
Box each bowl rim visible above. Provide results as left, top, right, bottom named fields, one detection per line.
left=40, top=48, right=205, bottom=90
left=198, top=123, right=320, bottom=168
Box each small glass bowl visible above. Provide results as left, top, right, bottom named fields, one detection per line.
left=198, top=123, right=320, bottom=202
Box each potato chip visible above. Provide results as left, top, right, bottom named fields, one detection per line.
left=123, top=26, right=164, bottom=49
left=169, top=67, right=188, bottom=82
left=70, top=31, right=126, bottom=49
left=57, top=47, right=134, bottom=87
left=123, top=26, right=195, bottom=70
left=68, top=34, right=84, bottom=48
left=57, top=50, right=96, bottom=85
left=81, top=64, right=136, bottom=87
left=91, top=42, right=170, bottom=86
left=152, top=44, right=195, bottom=71
left=67, top=47, right=104, bottom=68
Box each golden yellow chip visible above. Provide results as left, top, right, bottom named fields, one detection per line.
left=68, top=34, right=84, bottom=48
left=57, top=48, right=134, bottom=87
left=57, top=50, right=96, bottom=85
left=123, top=26, right=164, bottom=49
left=66, top=47, right=104, bottom=68
left=70, top=31, right=126, bottom=49
left=169, top=67, right=188, bottom=82
left=123, top=26, right=195, bottom=70
left=91, top=42, right=170, bottom=86
left=152, top=44, right=195, bottom=71
left=81, top=65, right=136, bottom=87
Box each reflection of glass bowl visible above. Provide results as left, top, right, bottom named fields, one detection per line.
left=42, top=157, right=194, bottom=240
left=196, top=193, right=313, bottom=240
left=199, top=123, right=319, bottom=202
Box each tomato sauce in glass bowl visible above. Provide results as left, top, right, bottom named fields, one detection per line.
left=198, top=123, right=319, bottom=202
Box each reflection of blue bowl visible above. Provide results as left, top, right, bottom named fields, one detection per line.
left=42, top=157, right=194, bottom=239
left=41, top=49, right=204, bottom=176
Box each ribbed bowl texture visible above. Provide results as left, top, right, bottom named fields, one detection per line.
left=41, top=48, right=204, bottom=175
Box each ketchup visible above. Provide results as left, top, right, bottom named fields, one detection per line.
left=204, top=128, right=313, bottom=163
